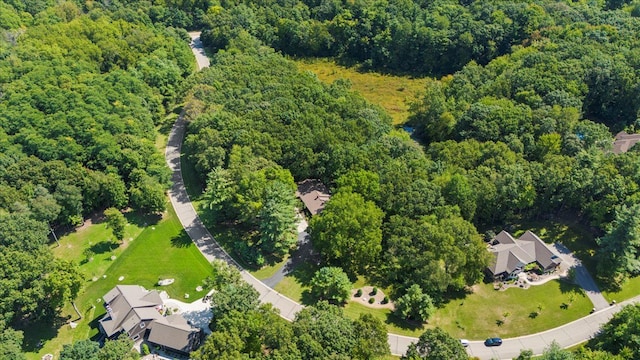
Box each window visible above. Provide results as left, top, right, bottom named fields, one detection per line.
left=140, top=322, right=145, bottom=329
left=132, top=334, right=140, bottom=341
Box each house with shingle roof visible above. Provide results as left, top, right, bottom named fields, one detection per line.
left=99, top=285, right=203, bottom=355
left=487, top=230, right=562, bottom=281
left=296, top=179, right=331, bottom=216
left=613, top=131, right=640, bottom=154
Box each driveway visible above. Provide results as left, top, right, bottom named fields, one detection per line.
left=262, top=215, right=317, bottom=288
left=553, top=243, right=610, bottom=310
left=187, top=32, right=210, bottom=69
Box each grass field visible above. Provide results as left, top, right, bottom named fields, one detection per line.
left=342, top=280, right=592, bottom=339
left=428, top=281, right=592, bottom=339
left=23, top=205, right=213, bottom=360
left=296, top=58, right=427, bottom=125
left=603, top=276, right=640, bottom=302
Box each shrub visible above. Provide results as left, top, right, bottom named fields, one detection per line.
left=356, top=289, right=363, bottom=297
left=382, top=296, right=389, bottom=304
left=370, top=287, right=378, bottom=296
left=368, top=297, right=375, bottom=304
left=142, top=343, right=150, bottom=355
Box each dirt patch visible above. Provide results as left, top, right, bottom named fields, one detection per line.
left=76, top=212, right=106, bottom=232
left=350, top=286, right=394, bottom=310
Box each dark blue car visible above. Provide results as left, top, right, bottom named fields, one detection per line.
left=484, top=337, right=503, bottom=346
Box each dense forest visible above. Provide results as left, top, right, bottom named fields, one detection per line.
left=2, top=0, right=640, bottom=358
left=0, top=0, right=192, bottom=355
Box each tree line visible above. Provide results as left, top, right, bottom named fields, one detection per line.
left=197, top=0, right=637, bottom=76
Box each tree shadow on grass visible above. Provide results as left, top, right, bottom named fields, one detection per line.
left=16, top=315, right=67, bottom=352
left=300, top=289, right=316, bottom=306
left=124, top=211, right=162, bottom=228
left=384, top=312, right=425, bottom=333
left=558, top=278, right=585, bottom=295
left=171, top=232, right=193, bottom=248
left=288, top=261, right=318, bottom=287
left=89, top=240, right=119, bottom=255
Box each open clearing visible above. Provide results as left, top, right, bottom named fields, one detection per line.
left=296, top=58, right=427, bottom=125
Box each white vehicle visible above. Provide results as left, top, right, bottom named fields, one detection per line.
left=460, top=339, right=470, bottom=347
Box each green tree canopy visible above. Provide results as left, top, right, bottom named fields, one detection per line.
left=403, top=327, right=467, bottom=360
left=394, top=284, right=435, bottom=323
left=596, top=204, right=640, bottom=289
left=310, top=266, right=352, bottom=304
left=309, top=191, right=384, bottom=276
left=590, top=304, right=640, bottom=359
left=104, top=207, right=127, bottom=242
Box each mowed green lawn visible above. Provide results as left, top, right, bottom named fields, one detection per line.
left=342, top=281, right=592, bottom=339
left=296, top=58, right=427, bottom=125
left=24, top=205, right=213, bottom=360
left=345, top=280, right=592, bottom=340
left=428, top=281, right=592, bottom=339
left=603, top=275, right=640, bottom=303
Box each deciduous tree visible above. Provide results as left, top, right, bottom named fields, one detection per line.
left=403, top=327, right=467, bottom=360
left=104, top=207, right=127, bottom=242
left=310, top=266, right=352, bottom=304
left=310, top=191, right=384, bottom=276
left=394, top=284, right=435, bottom=323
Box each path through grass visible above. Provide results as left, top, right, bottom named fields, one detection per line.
left=296, top=58, right=426, bottom=125
left=24, top=205, right=212, bottom=360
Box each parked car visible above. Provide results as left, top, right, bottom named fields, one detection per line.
left=460, top=339, right=470, bottom=347
left=484, top=337, right=503, bottom=346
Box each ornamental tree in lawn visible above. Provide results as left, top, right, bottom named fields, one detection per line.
left=310, top=266, right=352, bottom=304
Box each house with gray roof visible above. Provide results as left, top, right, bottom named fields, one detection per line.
left=99, top=285, right=203, bottom=355
left=487, top=230, right=562, bottom=281
left=296, top=179, right=331, bottom=216
left=613, top=131, right=640, bottom=154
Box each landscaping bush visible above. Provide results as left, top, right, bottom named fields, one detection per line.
left=370, top=287, right=378, bottom=296
left=142, top=343, right=150, bottom=355
left=368, top=297, right=375, bottom=304
left=382, top=296, right=389, bottom=304
left=356, top=289, right=363, bottom=297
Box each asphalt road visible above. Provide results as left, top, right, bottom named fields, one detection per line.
left=167, top=32, right=640, bottom=359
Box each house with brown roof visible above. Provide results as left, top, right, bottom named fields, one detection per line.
left=99, top=285, right=203, bottom=355
left=487, top=231, right=562, bottom=281
left=296, top=179, right=331, bottom=216
left=613, top=131, right=640, bottom=154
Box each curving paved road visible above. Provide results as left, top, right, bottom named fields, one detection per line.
left=168, top=32, right=640, bottom=359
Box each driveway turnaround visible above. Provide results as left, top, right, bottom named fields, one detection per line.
left=168, top=33, right=640, bottom=359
